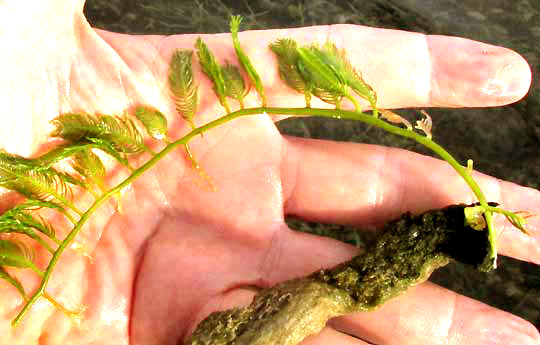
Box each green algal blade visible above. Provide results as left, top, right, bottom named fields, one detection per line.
left=72, top=148, right=107, bottom=192
left=168, top=49, right=199, bottom=128
left=320, top=42, right=377, bottom=115
left=135, top=106, right=169, bottom=140
left=230, top=15, right=267, bottom=107
left=51, top=113, right=146, bottom=154
left=222, top=63, right=247, bottom=106
left=195, top=37, right=230, bottom=112
left=0, top=240, right=37, bottom=271
left=0, top=267, right=27, bottom=299
left=269, top=38, right=312, bottom=99
left=296, top=45, right=346, bottom=105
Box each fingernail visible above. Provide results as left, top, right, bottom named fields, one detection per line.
left=430, top=36, right=532, bottom=107
left=479, top=49, right=532, bottom=105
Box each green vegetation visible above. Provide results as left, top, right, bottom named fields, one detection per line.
left=187, top=204, right=494, bottom=344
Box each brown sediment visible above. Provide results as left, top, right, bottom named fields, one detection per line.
left=186, top=203, right=491, bottom=345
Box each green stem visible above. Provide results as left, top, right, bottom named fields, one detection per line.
left=143, top=144, right=157, bottom=156
left=29, top=265, right=44, bottom=278
left=344, top=93, right=360, bottom=112
left=183, top=144, right=200, bottom=169
left=34, top=236, right=55, bottom=254
left=13, top=106, right=497, bottom=326
left=61, top=209, right=78, bottom=225
left=304, top=93, right=312, bottom=108
left=220, top=96, right=231, bottom=114
left=52, top=193, right=82, bottom=217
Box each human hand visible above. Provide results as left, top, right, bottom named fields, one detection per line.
left=0, top=1, right=538, bottom=345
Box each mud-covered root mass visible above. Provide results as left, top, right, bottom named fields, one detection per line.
left=186, top=203, right=491, bottom=345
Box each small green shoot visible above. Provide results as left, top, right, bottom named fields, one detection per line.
left=0, top=152, right=79, bottom=213
left=222, top=63, right=248, bottom=108
left=195, top=38, right=230, bottom=113
left=167, top=49, right=214, bottom=189
left=467, top=159, right=474, bottom=174
left=297, top=45, right=350, bottom=108
left=292, top=42, right=378, bottom=114
left=135, top=106, right=169, bottom=141
left=72, top=149, right=107, bottom=194
left=0, top=239, right=42, bottom=277
left=168, top=50, right=199, bottom=130
left=51, top=113, right=147, bottom=154
left=270, top=38, right=313, bottom=107
left=230, top=15, right=267, bottom=107
left=0, top=267, right=27, bottom=300
left=465, top=204, right=529, bottom=235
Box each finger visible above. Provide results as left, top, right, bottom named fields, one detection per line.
left=257, top=224, right=360, bottom=286
left=300, top=327, right=371, bottom=345
left=329, top=282, right=540, bottom=345
left=96, top=24, right=530, bottom=119
left=176, top=25, right=530, bottom=109
left=0, top=0, right=84, bottom=30
left=0, top=0, right=90, bottom=155
left=183, top=227, right=361, bottom=340
left=281, top=136, right=540, bottom=264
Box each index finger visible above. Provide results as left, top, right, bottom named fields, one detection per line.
left=99, top=24, right=531, bottom=117
left=281, top=136, right=540, bottom=265
left=202, top=24, right=532, bottom=109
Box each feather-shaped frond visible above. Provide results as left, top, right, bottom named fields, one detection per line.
left=504, top=211, right=530, bottom=235
left=86, top=138, right=130, bottom=167
left=0, top=239, right=38, bottom=272
left=168, top=50, right=199, bottom=128
left=50, top=113, right=145, bottom=154
left=0, top=207, right=58, bottom=253
left=0, top=205, right=57, bottom=239
left=297, top=45, right=346, bottom=106
left=0, top=167, right=71, bottom=202
left=36, top=143, right=95, bottom=168
left=9, top=200, right=64, bottom=213
left=0, top=152, right=75, bottom=205
left=20, top=214, right=55, bottom=240
left=320, top=42, right=377, bottom=112
left=230, top=16, right=266, bottom=107
left=222, top=63, right=248, bottom=105
left=0, top=266, right=27, bottom=299
left=57, top=171, right=86, bottom=189
left=0, top=217, right=34, bottom=235
left=312, top=89, right=341, bottom=105
left=71, top=148, right=106, bottom=192
left=0, top=151, right=37, bottom=171
left=293, top=43, right=378, bottom=112
left=135, top=106, right=169, bottom=140
left=196, top=37, right=231, bottom=112
left=270, top=38, right=310, bottom=95
left=8, top=200, right=66, bottom=226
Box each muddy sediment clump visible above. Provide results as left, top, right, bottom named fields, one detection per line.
left=186, top=203, right=492, bottom=345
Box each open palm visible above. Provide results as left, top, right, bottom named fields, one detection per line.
left=0, top=1, right=538, bottom=345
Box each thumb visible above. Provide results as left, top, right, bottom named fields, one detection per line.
left=0, top=0, right=86, bottom=37
left=0, top=0, right=90, bottom=155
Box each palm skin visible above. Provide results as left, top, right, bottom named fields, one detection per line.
left=0, top=1, right=538, bottom=345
